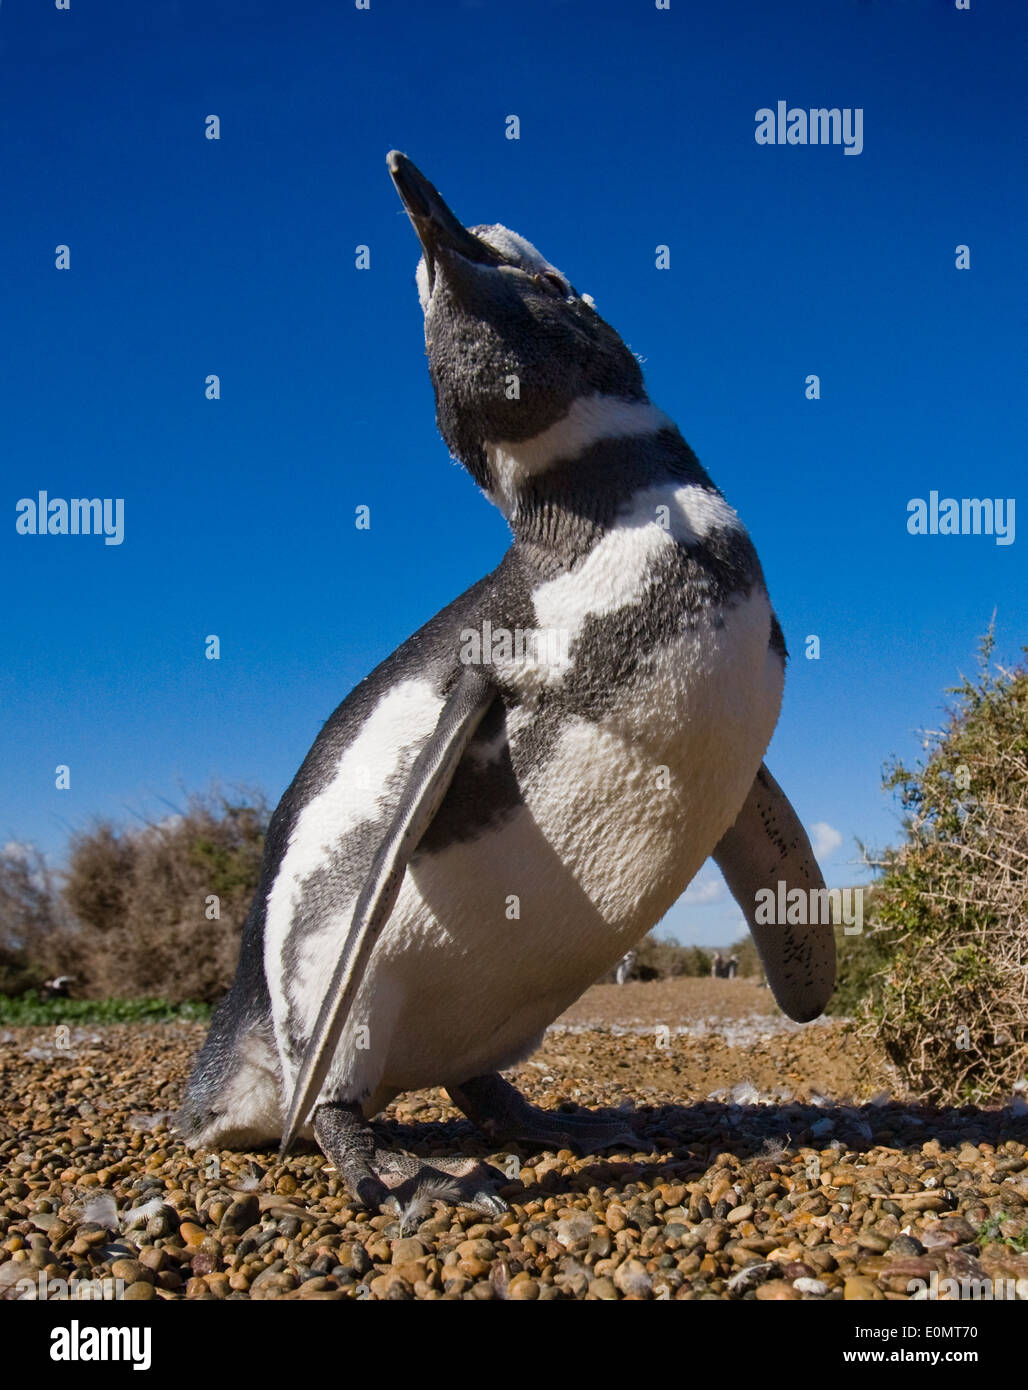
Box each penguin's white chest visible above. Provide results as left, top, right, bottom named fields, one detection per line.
left=369, top=585, right=783, bottom=1093
left=268, top=487, right=784, bottom=1109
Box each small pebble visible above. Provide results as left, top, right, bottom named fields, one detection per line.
left=1, top=987, right=1019, bottom=1300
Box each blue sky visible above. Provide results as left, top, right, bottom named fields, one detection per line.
left=1, top=0, right=1024, bottom=948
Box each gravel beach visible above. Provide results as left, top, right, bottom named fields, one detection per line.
left=2, top=979, right=1026, bottom=1301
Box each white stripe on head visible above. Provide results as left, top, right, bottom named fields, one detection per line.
left=415, top=257, right=431, bottom=311
left=474, top=224, right=557, bottom=275
left=417, top=225, right=559, bottom=313
left=486, top=395, right=675, bottom=513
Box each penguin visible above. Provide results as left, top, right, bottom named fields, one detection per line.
left=176, top=151, right=835, bottom=1217
left=613, top=949, right=636, bottom=985
left=41, top=975, right=76, bottom=1000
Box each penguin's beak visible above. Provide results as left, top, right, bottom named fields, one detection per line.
left=387, top=150, right=500, bottom=291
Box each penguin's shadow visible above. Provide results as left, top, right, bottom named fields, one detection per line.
left=379, top=1100, right=1028, bottom=1198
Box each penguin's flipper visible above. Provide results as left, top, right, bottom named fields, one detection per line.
left=712, top=763, right=836, bottom=1023
left=279, top=666, right=497, bottom=1154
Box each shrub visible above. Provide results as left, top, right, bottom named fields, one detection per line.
left=825, top=914, right=895, bottom=1017
left=858, top=630, right=1028, bottom=1103
left=632, top=933, right=711, bottom=980
left=0, top=844, right=69, bottom=995
left=57, top=789, right=268, bottom=1003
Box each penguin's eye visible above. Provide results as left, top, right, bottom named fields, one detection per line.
left=533, top=271, right=571, bottom=298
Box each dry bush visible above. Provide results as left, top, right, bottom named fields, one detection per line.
left=860, top=630, right=1028, bottom=1103
left=58, top=790, right=268, bottom=1003
left=0, top=844, right=70, bottom=994
left=632, top=933, right=711, bottom=980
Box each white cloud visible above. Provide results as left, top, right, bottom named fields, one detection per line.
left=684, top=874, right=724, bottom=905
left=810, top=821, right=843, bottom=861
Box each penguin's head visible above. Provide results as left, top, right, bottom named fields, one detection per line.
left=388, top=151, right=647, bottom=506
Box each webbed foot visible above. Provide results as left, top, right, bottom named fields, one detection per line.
left=312, top=1101, right=506, bottom=1231
left=448, top=1072, right=641, bottom=1154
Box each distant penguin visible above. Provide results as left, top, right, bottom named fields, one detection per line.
left=177, top=152, right=835, bottom=1217
left=41, top=975, right=75, bottom=1000
left=614, top=949, right=636, bottom=986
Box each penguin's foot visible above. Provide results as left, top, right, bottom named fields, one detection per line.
left=313, top=1100, right=391, bottom=1210
left=374, top=1151, right=508, bottom=1234
left=312, top=1101, right=506, bottom=1230
left=448, top=1072, right=642, bottom=1155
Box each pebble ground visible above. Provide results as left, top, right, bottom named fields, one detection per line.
left=2, top=979, right=1026, bottom=1301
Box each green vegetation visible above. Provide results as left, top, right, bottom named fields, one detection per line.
left=0, top=992, right=211, bottom=1025
left=976, top=1212, right=1028, bottom=1254
left=856, top=629, right=1028, bottom=1104
left=825, top=908, right=894, bottom=1017
left=632, top=934, right=712, bottom=979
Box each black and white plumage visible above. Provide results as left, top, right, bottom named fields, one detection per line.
left=41, top=975, right=76, bottom=1000
left=177, top=153, right=835, bottom=1214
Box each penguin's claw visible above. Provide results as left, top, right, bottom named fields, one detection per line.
left=353, top=1173, right=392, bottom=1211
left=311, top=1106, right=508, bottom=1226
left=376, top=1158, right=508, bottom=1234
